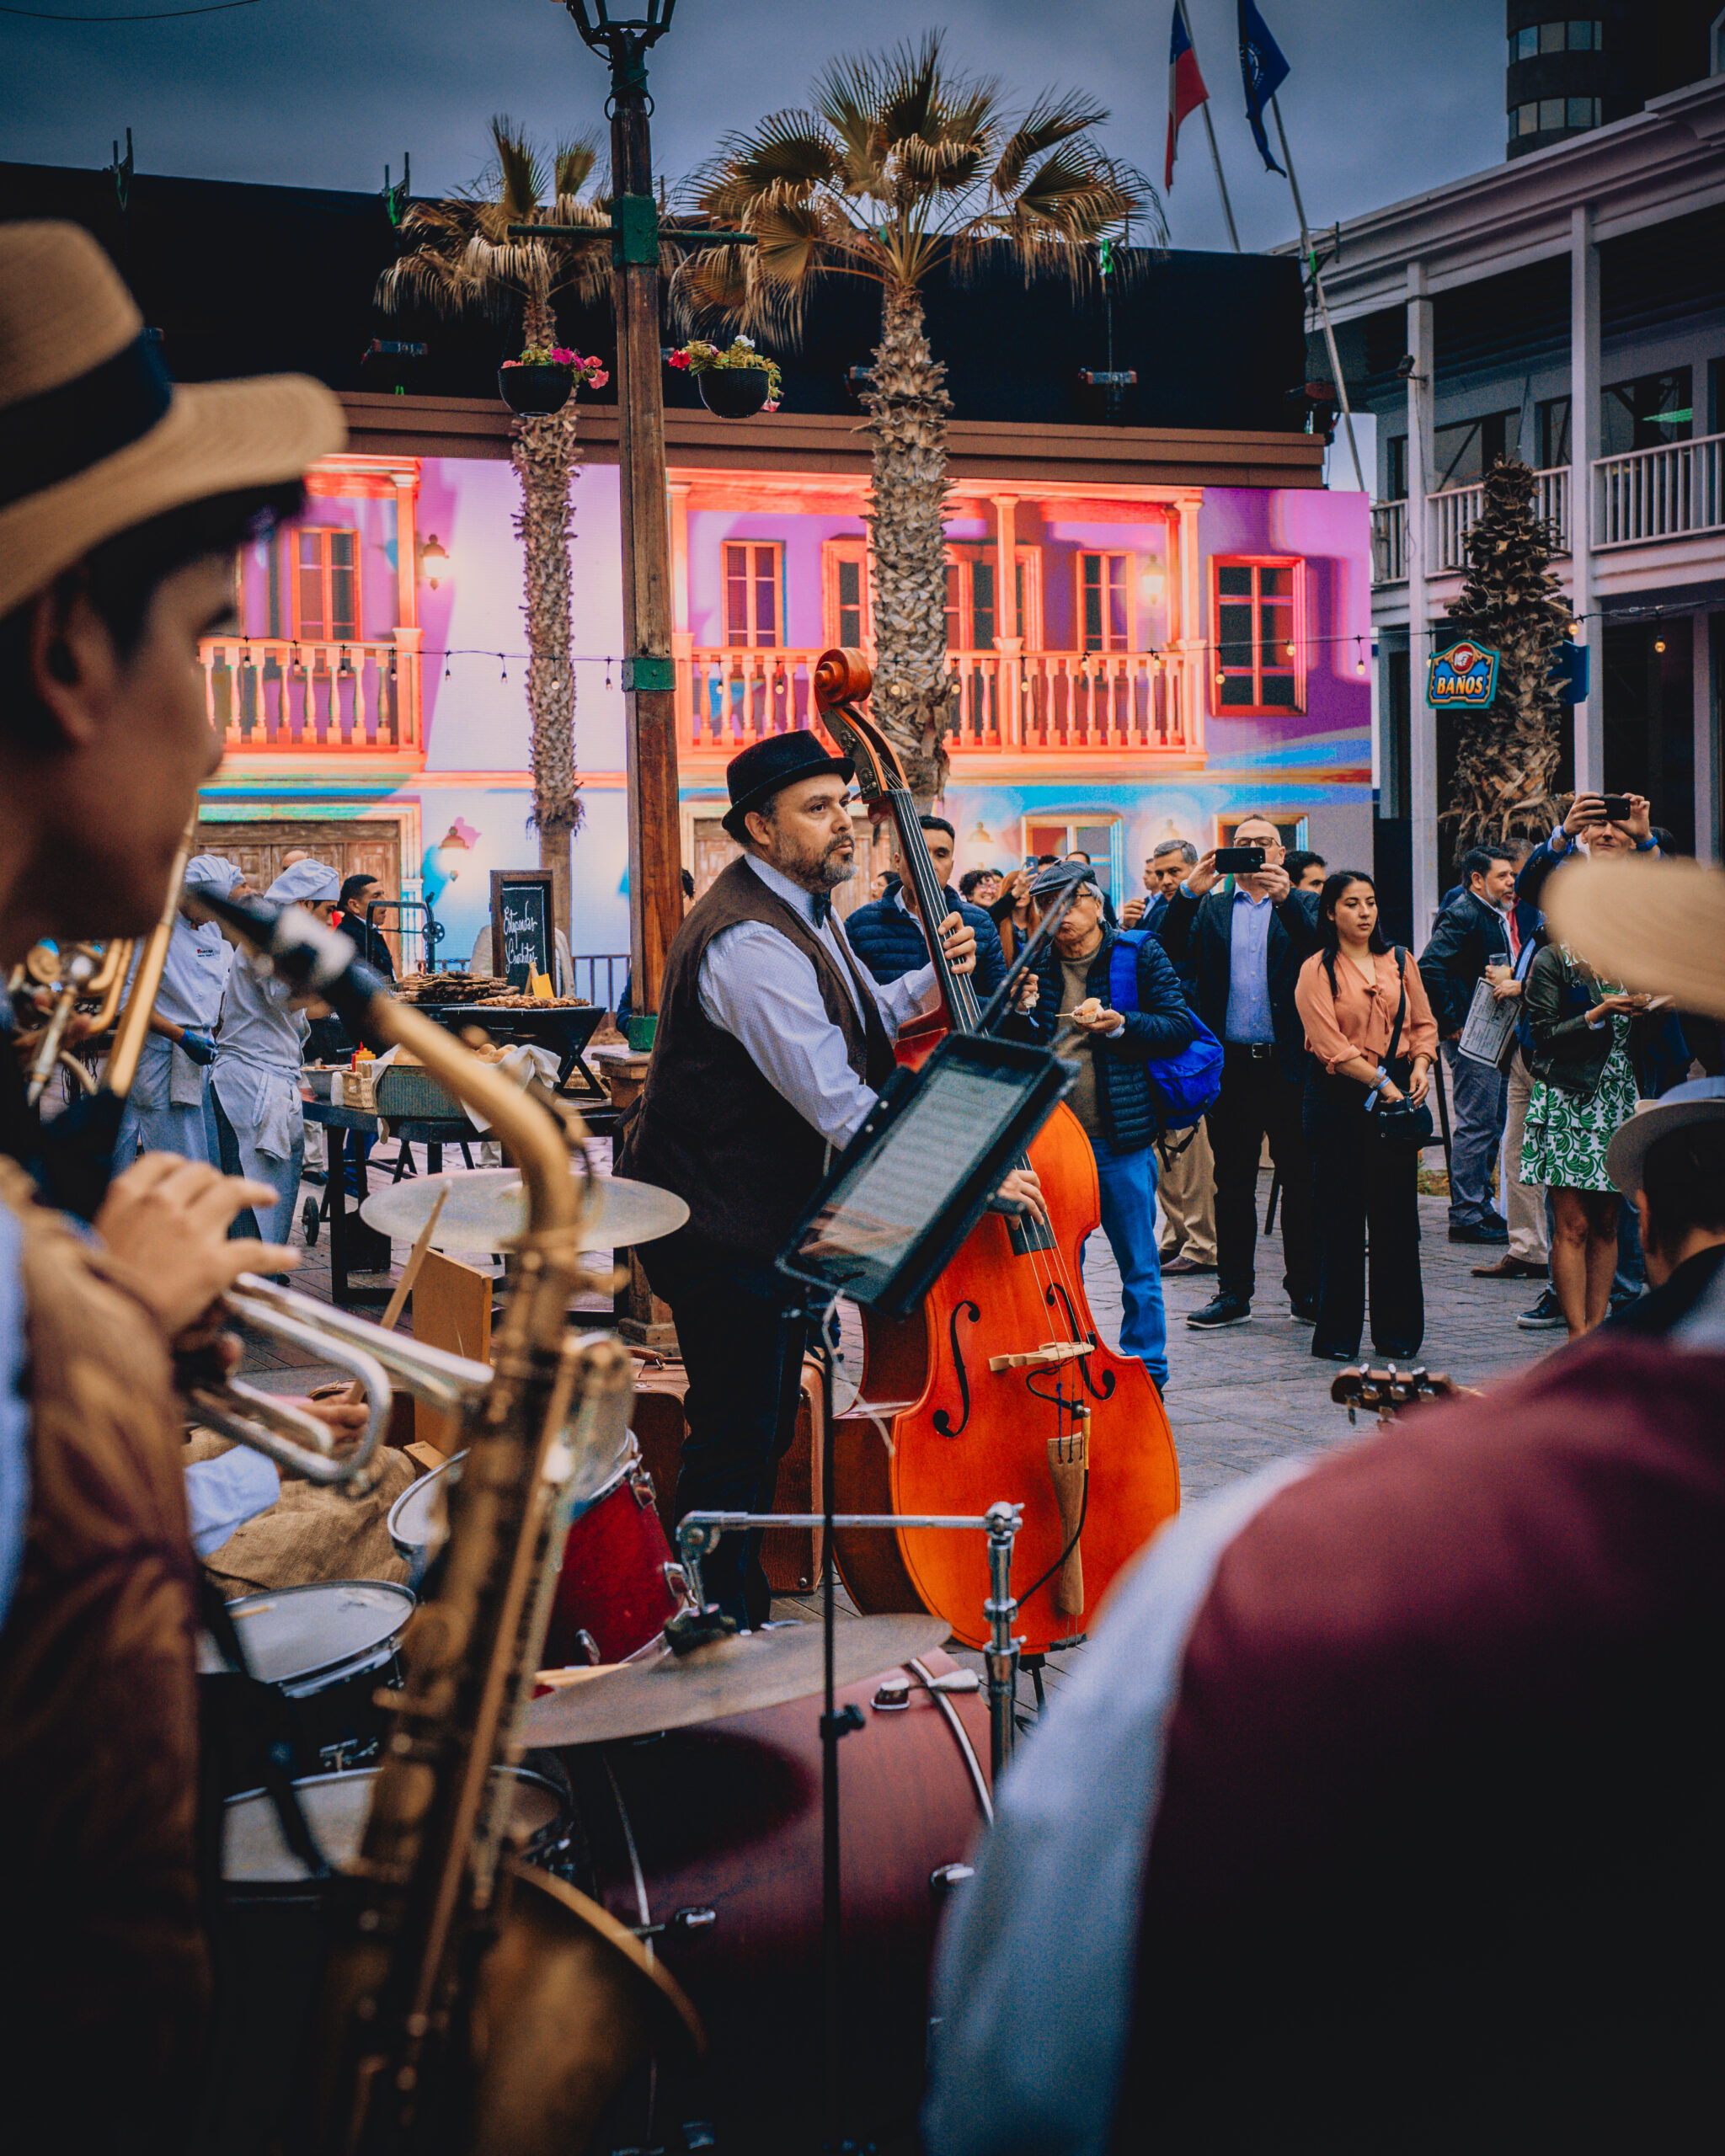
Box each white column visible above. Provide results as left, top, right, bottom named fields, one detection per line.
left=1697, top=610, right=1720, bottom=864
left=992, top=494, right=1021, bottom=745
left=1570, top=204, right=1604, bottom=793
left=1406, top=261, right=1437, bottom=940
left=1176, top=492, right=1204, bottom=755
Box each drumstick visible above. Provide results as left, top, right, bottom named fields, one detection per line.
left=341, top=1185, right=447, bottom=1406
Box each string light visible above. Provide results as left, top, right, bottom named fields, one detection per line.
left=1354, top=636, right=1367, bottom=675
left=1653, top=635, right=1666, bottom=653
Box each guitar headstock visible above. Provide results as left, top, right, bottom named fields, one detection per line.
left=1330, top=1364, right=1464, bottom=1426
left=814, top=648, right=906, bottom=806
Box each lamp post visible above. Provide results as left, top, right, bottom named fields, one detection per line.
left=560, top=0, right=681, bottom=1043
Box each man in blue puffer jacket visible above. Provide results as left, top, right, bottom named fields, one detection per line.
left=846, top=815, right=1007, bottom=1004
left=1020, top=874, right=1197, bottom=1390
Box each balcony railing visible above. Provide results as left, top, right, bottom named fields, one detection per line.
left=200, top=637, right=422, bottom=751
left=1595, top=431, right=1724, bottom=548
left=684, top=645, right=1194, bottom=756
left=1431, top=465, right=1570, bottom=569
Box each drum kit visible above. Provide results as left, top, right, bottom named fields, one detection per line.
left=209, top=1166, right=997, bottom=2155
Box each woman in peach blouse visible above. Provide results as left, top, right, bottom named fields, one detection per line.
left=1294, top=871, right=1439, bottom=1363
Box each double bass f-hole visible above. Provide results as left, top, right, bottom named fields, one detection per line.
left=932, top=1300, right=982, bottom=1438
left=1044, top=1282, right=1116, bottom=1402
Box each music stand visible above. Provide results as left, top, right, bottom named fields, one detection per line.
left=772, top=1029, right=1070, bottom=2148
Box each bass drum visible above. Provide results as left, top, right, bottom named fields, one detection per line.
left=391, top=1441, right=686, bottom=1667
left=560, top=1646, right=991, bottom=2155
left=206, top=1764, right=569, bottom=2155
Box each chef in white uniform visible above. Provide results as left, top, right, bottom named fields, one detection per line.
left=115, top=852, right=242, bottom=1168
left=211, top=857, right=338, bottom=1246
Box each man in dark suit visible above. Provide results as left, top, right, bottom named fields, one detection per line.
left=1157, top=816, right=1319, bottom=1328
left=1418, top=845, right=1541, bottom=1245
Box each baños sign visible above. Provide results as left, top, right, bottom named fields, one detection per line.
left=1426, top=640, right=1500, bottom=709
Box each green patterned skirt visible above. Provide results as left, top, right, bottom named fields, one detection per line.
left=1520, top=1021, right=1638, bottom=1193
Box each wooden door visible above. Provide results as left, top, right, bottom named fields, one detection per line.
left=196, top=820, right=403, bottom=963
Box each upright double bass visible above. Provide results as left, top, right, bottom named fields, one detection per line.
left=814, top=651, right=1182, bottom=1654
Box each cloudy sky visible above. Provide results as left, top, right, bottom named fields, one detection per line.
left=4, top=0, right=1509, bottom=252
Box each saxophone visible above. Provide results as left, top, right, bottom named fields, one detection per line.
left=199, top=891, right=702, bottom=2156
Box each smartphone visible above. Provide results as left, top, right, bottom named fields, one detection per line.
left=1215, top=846, right=1266, bottom=874
left=1599, top=794, right=1633, bottom=819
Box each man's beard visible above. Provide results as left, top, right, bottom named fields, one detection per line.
left=798, top=837, right=857, bottom=893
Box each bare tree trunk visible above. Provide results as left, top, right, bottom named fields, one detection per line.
left=512, top=295, right=583, bottom=955
left=862, top=280, right=953, bottom=807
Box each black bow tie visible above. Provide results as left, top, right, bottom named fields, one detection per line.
left=810, top=893, right=833, bottom=928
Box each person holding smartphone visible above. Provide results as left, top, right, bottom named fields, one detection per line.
left=1156, top=817, right=1320, bottom=1329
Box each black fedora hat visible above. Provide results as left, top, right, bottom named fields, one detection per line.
left=722, top=730, right=854, bottom=841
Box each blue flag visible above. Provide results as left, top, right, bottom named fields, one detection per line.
left=1238, top=0, right=1290, bottom=173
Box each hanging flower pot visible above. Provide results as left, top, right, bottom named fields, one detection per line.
left=499, top=362, right=573, bottom=416
left=665, top=336, right=783, bottom=421
left=497, top=344, right=609, bottom=418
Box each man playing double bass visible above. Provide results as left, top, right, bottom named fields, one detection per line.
left=619, top=732, right=1042, bottom=1629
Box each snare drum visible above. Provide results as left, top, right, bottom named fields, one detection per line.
left=543, top=1444, right=690, bottom=1668
left=215, top=1579, right=414, bottom=1778
left=391, top=1443, right=687, bottom=1668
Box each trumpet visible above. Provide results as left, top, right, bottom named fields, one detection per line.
left=28, top=840, right=495, bottom=1492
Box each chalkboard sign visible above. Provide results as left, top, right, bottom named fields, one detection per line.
left=491, top=870, right=553, bottom=989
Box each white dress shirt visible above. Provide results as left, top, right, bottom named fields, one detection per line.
left=184, top=1446, right=281, bottom=1559
left=697, top=854, right=938, bottom=1150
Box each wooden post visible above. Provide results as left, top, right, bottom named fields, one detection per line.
left=610, top=92, right=683, bottom=1034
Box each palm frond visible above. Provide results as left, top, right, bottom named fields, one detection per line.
left=877, top=31, right=944, bottom=147
left=489, top=115, right=544, bottom=222
left=715, top=110, right=841, bottom=197
left=991, top=88, right=1108, bottom=197
left=811, top=47, right=893, bottom=164
left=553, top=135, right=601, bottom=200
left=898, top=134, right=985, bottom=196
left=1014, top=148, right=1146, bottom=235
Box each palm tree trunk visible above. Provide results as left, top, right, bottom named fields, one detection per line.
left=862, top=280, right=954, bottom=807
left=512, top=296, right=583, bottom=957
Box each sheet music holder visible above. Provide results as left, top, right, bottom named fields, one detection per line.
left=776, top=1031, right=1071, bottom=1318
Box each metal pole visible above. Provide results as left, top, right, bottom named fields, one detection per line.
left=566, top=8, right=685, bottom=1038
left=1269, top=97, right=1365, bottom=498
left=984, top=1502, right=1021, bottom=1779
left=1197, top=104, right=1241, bottom=253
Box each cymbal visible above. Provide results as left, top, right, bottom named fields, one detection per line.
left=361, top=1166, right=689, bottom=1251
left=517, top=1614, right=950, bottom=1748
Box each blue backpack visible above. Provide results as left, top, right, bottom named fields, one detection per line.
left=1107, top=931, right=1224, bottom=1129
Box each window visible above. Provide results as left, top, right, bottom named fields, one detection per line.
left=1217, top=811, right=1309, bottom=852
left=821, top=538, right=870, bottom=649
left=1603, top=367, right=1693, bottom=456
left=294, top=527, right=360, bottom=642
left=1079, top=552, right=1133, bottom=651
left=1536, top=395, right=1571, bottom=468
left=1509, top=19, right=1602, bottom=62
left=1213, top=558, right=1303, bottom=714
left=1023, top=815, right=1122, bottom=902
left=1538, top=98, right=1565, bottom=131
left=1387, top=435, right=1408, bottom=500
left=1434, top=410, right=1519, bottom=490
left=723, top=542, right=782, bottom=647
left=944, top=548, right=1041, bottom=650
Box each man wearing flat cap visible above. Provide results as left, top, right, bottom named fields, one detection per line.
left=0, top=221, right=340, bottom=2143
left=620, top=730, right=1041, bottom=1627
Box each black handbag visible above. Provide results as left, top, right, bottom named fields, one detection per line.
left=1368, top=949, right=1435, bottom=1145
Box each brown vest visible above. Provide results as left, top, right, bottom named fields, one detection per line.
left=618, top=856, right=898, bottom=1260
left=0, top=1159, right=208, bottom=2148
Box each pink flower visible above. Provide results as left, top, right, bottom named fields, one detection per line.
left=549, top=346, right=577, bottom=366
left=586, top=368, right=610, bottom=388
left=763, top=399, right=781, bottom=413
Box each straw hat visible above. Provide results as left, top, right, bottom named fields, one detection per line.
left=1605, top=1077, right=1725, bottom=1198
left=0, top=221, right=344, bottom=619
left=1545, top=855, right=1725, bottom=1020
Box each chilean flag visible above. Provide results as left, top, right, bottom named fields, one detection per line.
left=1166, top=0, right=1210, bottom=189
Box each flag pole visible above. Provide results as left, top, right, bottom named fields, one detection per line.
left=1269, top=94, right=1366, bottom=495
left=1195, top=77, right=1241, bottom=249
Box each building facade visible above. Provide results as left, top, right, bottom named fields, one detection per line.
left=198, top=399, right=1369, bottom=984
left=1309, top=61, right=1725, bottom=937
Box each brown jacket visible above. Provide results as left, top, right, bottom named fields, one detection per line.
left=0, top=1158, right=207, bottom=2150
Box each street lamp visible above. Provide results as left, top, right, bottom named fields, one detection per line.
left=556, top=0, right=682, bottom=1045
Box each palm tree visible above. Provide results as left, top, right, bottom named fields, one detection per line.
left=681, top=33, right=1154, bottom=802
left=378, top=118, right=610, bottom=937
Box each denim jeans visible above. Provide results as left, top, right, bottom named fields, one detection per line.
left=1442, top=1041, right=1509, bottom=1229
left=1087, top=1135, right=1169, bottom=1390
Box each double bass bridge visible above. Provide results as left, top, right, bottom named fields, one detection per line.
left=985, top=1340, right=1094, bottom=1375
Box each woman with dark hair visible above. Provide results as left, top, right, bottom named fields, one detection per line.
left=1294, top=871, right=1438, bottom=1361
